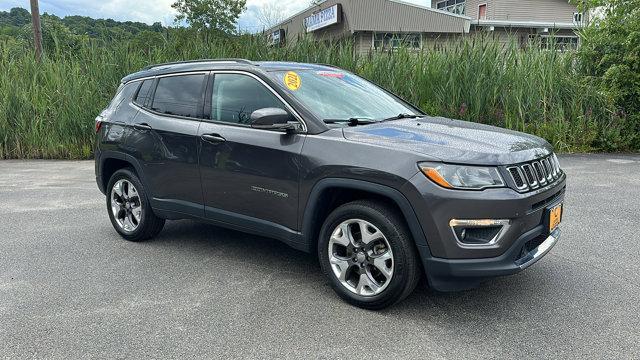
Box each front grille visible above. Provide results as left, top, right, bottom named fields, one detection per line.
left=506, top=154, right=562, bottom=192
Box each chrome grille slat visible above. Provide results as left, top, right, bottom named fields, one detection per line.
left=539, top=161, right=549, bottom=183
left=522, top=164, right=538, bottom=188
left=543, top=158, right=554, bottom=180
left=507, top=166, right=528, bottom=190
left=553, top=156, right=562, bottom=177
left=533, top=161, right=547, bottom=185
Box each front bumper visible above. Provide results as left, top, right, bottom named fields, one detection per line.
left=424, top=227, right=560, bottom=291
left=401, top=170, right=566, bottom=291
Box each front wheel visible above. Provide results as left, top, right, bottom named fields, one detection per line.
left=106, top=168, right=165, bottom=242
left=318, top=200, right=421, bottom=310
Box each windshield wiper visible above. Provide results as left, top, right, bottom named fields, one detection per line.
left=323, top=118, right=377, bottom=126
left=324, top=114, right=423, bottom=126
left=380, top=113, right=423, bottom=122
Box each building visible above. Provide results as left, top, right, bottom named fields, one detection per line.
left=454, top=0, right=583, bottom=49
left=266, top=0, right=584, bottom=52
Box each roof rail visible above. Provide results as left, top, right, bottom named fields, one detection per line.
left=314, top=63, right=341, bottom=69
left=143, top=58, right=255, bottom=70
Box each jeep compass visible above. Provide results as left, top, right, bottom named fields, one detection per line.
left=95, top=59, right=565, bottom=309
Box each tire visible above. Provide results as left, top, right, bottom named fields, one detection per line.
left=106, top=168, right=165, bottom=242
left=318, top=200, right=421, bottom=310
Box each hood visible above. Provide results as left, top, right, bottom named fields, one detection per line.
left=342, top=117, right=553, bottom=165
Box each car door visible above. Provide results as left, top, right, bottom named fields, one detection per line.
left=198, top=72, right=306, bottom=231
left=125, top=72, right=207, bottom=217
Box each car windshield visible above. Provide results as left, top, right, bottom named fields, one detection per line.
left=266, top=69, right=419, bottom=123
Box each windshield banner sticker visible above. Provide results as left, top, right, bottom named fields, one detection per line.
left=284, top=71, right=301, bottom=91
left=317, top=71, right=345, bottom=78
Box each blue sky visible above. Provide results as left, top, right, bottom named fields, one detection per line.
left=1, top=0, right=430, bottom=32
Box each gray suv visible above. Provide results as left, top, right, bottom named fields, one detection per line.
left=95, top=59, right=565, bottom=309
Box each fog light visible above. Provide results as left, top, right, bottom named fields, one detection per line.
left=449, top=219, right=510, bottom=247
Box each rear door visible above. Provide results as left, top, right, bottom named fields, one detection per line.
left=198, top=72, right=306, bottom=231
left=126, top=72, right=207, bottom=217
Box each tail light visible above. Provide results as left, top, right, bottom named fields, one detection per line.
left=95, top=115, right=104, bottom=133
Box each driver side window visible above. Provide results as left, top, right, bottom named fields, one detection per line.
left=211, top=74, right=285, bottom=125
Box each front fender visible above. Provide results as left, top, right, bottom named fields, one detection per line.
left=301, top=178, right=432, bottom=253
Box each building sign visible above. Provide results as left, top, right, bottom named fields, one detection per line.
left=269, top=29, right=285, bottom=46
left=305, top=4, right=342, bottom=32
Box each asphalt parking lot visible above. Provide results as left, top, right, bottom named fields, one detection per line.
left=1, top=154, right=639, bottom=359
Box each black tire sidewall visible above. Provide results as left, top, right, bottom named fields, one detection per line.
left=318, top=202, right=413, bottom=307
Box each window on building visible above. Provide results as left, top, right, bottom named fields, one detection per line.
left=211, top=74, right=285, bottom=125
left=530, top=35, right=579, bottom=52
left=151, top=74, right=206, bottom=118
left=435, top=0, right=466, bottom=15
left=573, top=12, right=583, bottom=24
left=373, top=33, right=421, bottom=50
left=478, top=4, right=487, bottom=20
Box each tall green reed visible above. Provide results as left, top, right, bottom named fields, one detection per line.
left=0, top=33, right=626, bottom=159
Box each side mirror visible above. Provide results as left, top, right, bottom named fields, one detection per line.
left=250, top=108, right=298, bottom=131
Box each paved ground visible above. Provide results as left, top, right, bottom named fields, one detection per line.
left=0, top=154, right=639, bottom=359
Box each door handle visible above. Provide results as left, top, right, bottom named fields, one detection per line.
left=201, top=133, right=226, bottom=144
left=133, top=123, right=152, bottom=130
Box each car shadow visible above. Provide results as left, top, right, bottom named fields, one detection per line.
left=149, top=219, right=559, bottom=320
left=150, top=219, right=321, bottom=273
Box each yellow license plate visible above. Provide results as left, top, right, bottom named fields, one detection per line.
left=549, top=203, right=563, bottom=232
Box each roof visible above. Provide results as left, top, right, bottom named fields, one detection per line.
left=270, top=0, right=469, bottom=31
left=267, top=0, right=471, bottom=35
left=388, top=0, right=470, bottom=20
left=120, top=60, right=337, bottom=83
left=472, top=19, right=580, bottom=30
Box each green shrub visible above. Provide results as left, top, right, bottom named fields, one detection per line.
left=573, top=0, right=640, bottom=149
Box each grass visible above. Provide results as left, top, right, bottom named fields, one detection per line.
left=0, top=32, right=631, bottom=159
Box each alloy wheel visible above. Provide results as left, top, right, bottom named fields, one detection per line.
left=328, top=219, right=394, bottom=296
left=110, top=179, right=142, bottom=233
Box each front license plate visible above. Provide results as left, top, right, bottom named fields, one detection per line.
left=549, top=203, right=563, bottom=232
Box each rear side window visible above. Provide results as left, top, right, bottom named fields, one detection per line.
left=134, top=80, right=154, bottom=106
left=107, top=82, right=137, bottom=112
left=211, top=74, right=284, bottom=125
left=151, top=74, right=206, bottom=118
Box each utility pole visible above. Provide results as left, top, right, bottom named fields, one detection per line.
left=30, top=0, right=44, bottom=61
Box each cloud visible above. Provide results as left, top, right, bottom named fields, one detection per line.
left=1, top=0, right=429, bottom=29
left=1, top=0, right=177, bottom=25
left=238, top=0, right=310, bottom=32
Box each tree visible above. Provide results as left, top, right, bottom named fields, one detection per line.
left=256, top=2, right=285, bottom=29
left=172, top=0, right=247, bottom=34
left=572, top=0, right=640, bottom=148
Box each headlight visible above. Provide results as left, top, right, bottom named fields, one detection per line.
left=419, top=162, right=505, bottom=190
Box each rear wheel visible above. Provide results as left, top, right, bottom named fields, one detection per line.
left=318, top=200, right=421, bottom=309
left=106, top=168, right=164, bottom=241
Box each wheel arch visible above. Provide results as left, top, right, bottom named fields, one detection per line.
left=301, top=178, right=432, bottom=256
left=98, top=151, right=147, bottom=195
